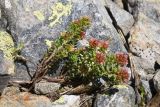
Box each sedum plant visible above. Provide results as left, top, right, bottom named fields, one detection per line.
left=66, top=37, right=129, bottom=85
left=42, top=16, right=129, bottom=87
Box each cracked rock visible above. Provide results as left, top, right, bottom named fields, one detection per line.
left=105, top=0, right=134, bottom=35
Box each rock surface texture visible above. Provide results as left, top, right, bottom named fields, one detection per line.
left=94, top=85, right=136, bottom=107
left=129, top=0, right=160, bottom=76
left=34, top=81, right=60, bottom=94
left=0, top=92, right=52, bottom=107
left=0, top=0, right=160, bottom=107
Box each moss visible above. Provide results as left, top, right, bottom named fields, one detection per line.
left=48, top=2, right=72, bottom=27
left=33, top=10, right=45, bottom=21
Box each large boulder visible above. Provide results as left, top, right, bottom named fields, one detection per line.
left=129, top=0, right=160, bottom=77
left=0, top=0, right=126, bottom=80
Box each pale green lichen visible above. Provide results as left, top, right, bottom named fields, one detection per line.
left=0, top=31, right=15, bottom=75
left=113, top=85, right=128, bottom=89
left=45, top=39, right=53, bottom=48
left=33, top=10, right=45, bottom=21
left=52, top=96, right=65, bottom=104
left=48, top=2, right=72, bottom=27
left=0, top=31, right=14, bottom=60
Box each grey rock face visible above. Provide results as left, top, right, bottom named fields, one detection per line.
left=153, top=70, right=160, bottom=92
left=112, top=0, right=123, bottom=8
left=34, top=81, right=60, bottom=94
left=0, top=75, right=10, bottom=93
left=0, top=0, right=126, bottom=79
left=137, top=0, right=160, bottom=23
left=105, top=0, right=134, bottom=35
left=52, top=95, right=80, bottom=107
left=94, top=85, right=136, bottom=107
left=129, top=1, right=160, bottom=76
left=13, top=62, right=32, bottom=81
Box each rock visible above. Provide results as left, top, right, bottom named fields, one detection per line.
left=141, top=80, right=152, bottom=101
left=2, top=86, right=20, bottom=96
left=34, top=81, right=60, bottom=94
left=0, top=31, right=15, bottom=92
left=0, top=92, right=52, bottom=107
left=130, top=55, right=156, bottom=78
left=153, top=70, right=160, bottom=92
left=0, top=75, right=10, bottom=93
left=0, top=31, right=15, bottom=75
left=0, top=0, right=126, bottom=77
left=136, top=0, right=160, bottom=23
left=105, top=0, right=134, bottom=35
left=52, top=95, right=80, bottom=107
left=129, top=12, right=160, bottom=75
left=112, top=0, right=123, bottom=9
left=13, top=62, right=32, bottom=81
left=128, top=0, right=160, bottom=78
left=94, top=85, right=136, bottom=107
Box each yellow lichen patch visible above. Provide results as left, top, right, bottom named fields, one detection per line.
left=0, top=31, right=14, bottom=60
left=113, top=85, right=128, bottom=89
left=49, top=2, right=72, bottom=27
left=45, top=39, right=53, bottom=48
left=52, top=96, right=65, bottom=104
left=33, top=10, right=45, bottom=21
left=0, top=31, right=15, bottom=75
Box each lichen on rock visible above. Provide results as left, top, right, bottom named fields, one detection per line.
left=33, top=10, right=45, bottom=21
left=45, top=39, right=54, bottom=48
left=0, top=31, right=15, bottom=75
left=0, top=31, right=14, bottom=60
left=48, top=2, right=72, bottom=27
